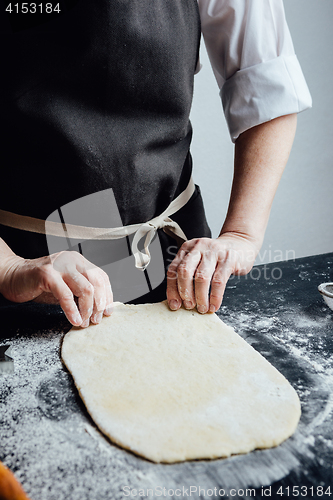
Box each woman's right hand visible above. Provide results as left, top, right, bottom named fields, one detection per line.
left=0, top=250, right=113, bottom=327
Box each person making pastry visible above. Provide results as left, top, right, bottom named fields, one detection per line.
left=0, top=0, right=311, bottom=327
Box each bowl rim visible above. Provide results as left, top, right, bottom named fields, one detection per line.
left=318, top=282, right=333, bottom=298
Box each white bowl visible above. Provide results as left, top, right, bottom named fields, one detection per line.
left=318, top=282, right=333, bottom=311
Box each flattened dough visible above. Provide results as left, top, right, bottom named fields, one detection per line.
left=61, top=301, right=301, bottom=463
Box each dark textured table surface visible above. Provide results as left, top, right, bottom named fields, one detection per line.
left=1, top=253, right=332, bottom=500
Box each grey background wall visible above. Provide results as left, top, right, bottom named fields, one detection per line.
left=190, top=0, right=333, bottom=265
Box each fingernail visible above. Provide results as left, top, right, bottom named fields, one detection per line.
left=183, top=301, right=193, bottom=309
left=93, top=312, right=103, bottom=324
left=81, top=319, right=90, bottom=328
left=209, top=305, right=216, bottom=313
left=169, top=300, right=179, bottom=310
left=73, top=313, right=82, bottom=325
left=104, top=304, right=114, bottom=315
left=197, top=305, right=207, bottom=314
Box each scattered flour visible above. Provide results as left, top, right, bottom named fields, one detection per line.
left=1, top=283, right=332, bottom=499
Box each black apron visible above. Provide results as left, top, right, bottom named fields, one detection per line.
left=0, top=0, right=211, bottom=303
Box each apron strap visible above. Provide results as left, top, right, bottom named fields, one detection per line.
left=0, top=178, right=195, bottom=271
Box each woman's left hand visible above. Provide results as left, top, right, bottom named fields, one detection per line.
left=166, top=233, right=258, bottom=313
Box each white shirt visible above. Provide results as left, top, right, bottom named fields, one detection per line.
left=197, top=0, right=312, bottom=142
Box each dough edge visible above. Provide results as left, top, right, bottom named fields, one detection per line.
left=61, top=301, right=301, bottom=463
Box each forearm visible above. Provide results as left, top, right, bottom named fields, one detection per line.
left=220, top=113, right=297, bottom=250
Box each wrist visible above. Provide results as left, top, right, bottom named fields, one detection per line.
left=218, top=227, right=263, bottom=256
left=220, top=196, right=271, bottom=250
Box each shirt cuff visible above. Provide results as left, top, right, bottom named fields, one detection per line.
left=221, top=54, right=312, bottom=143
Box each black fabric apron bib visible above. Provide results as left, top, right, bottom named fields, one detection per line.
left=0, top=0, right=211, bottom=302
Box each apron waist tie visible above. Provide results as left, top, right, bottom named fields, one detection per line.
left=0, top=178, right=195, bottom=271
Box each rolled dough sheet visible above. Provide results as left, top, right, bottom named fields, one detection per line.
left=61, top=301, right=301, bottom=463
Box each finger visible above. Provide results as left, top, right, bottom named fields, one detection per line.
left=62, top=272, right=94, bottom=328
left=177, top=248, right=202, bottom=309
left=167, top=239, right=198, bottom=271
left=84, top=267, right=108, bottom=324
left=103, top=279, right=113, bottom=317
left=194, top=252, right=217, bottom=313
left=209, top=258, right=233, bottom=313
left=44, top=270, right=82, bottom=326
left=166, top=259, right=182, bottom=311
left=166, top=247, right=189, bottom=310
left=84, top=268, right=113, bottom=321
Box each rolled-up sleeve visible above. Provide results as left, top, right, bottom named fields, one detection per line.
left=198, top=0, right=312, bottom=142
